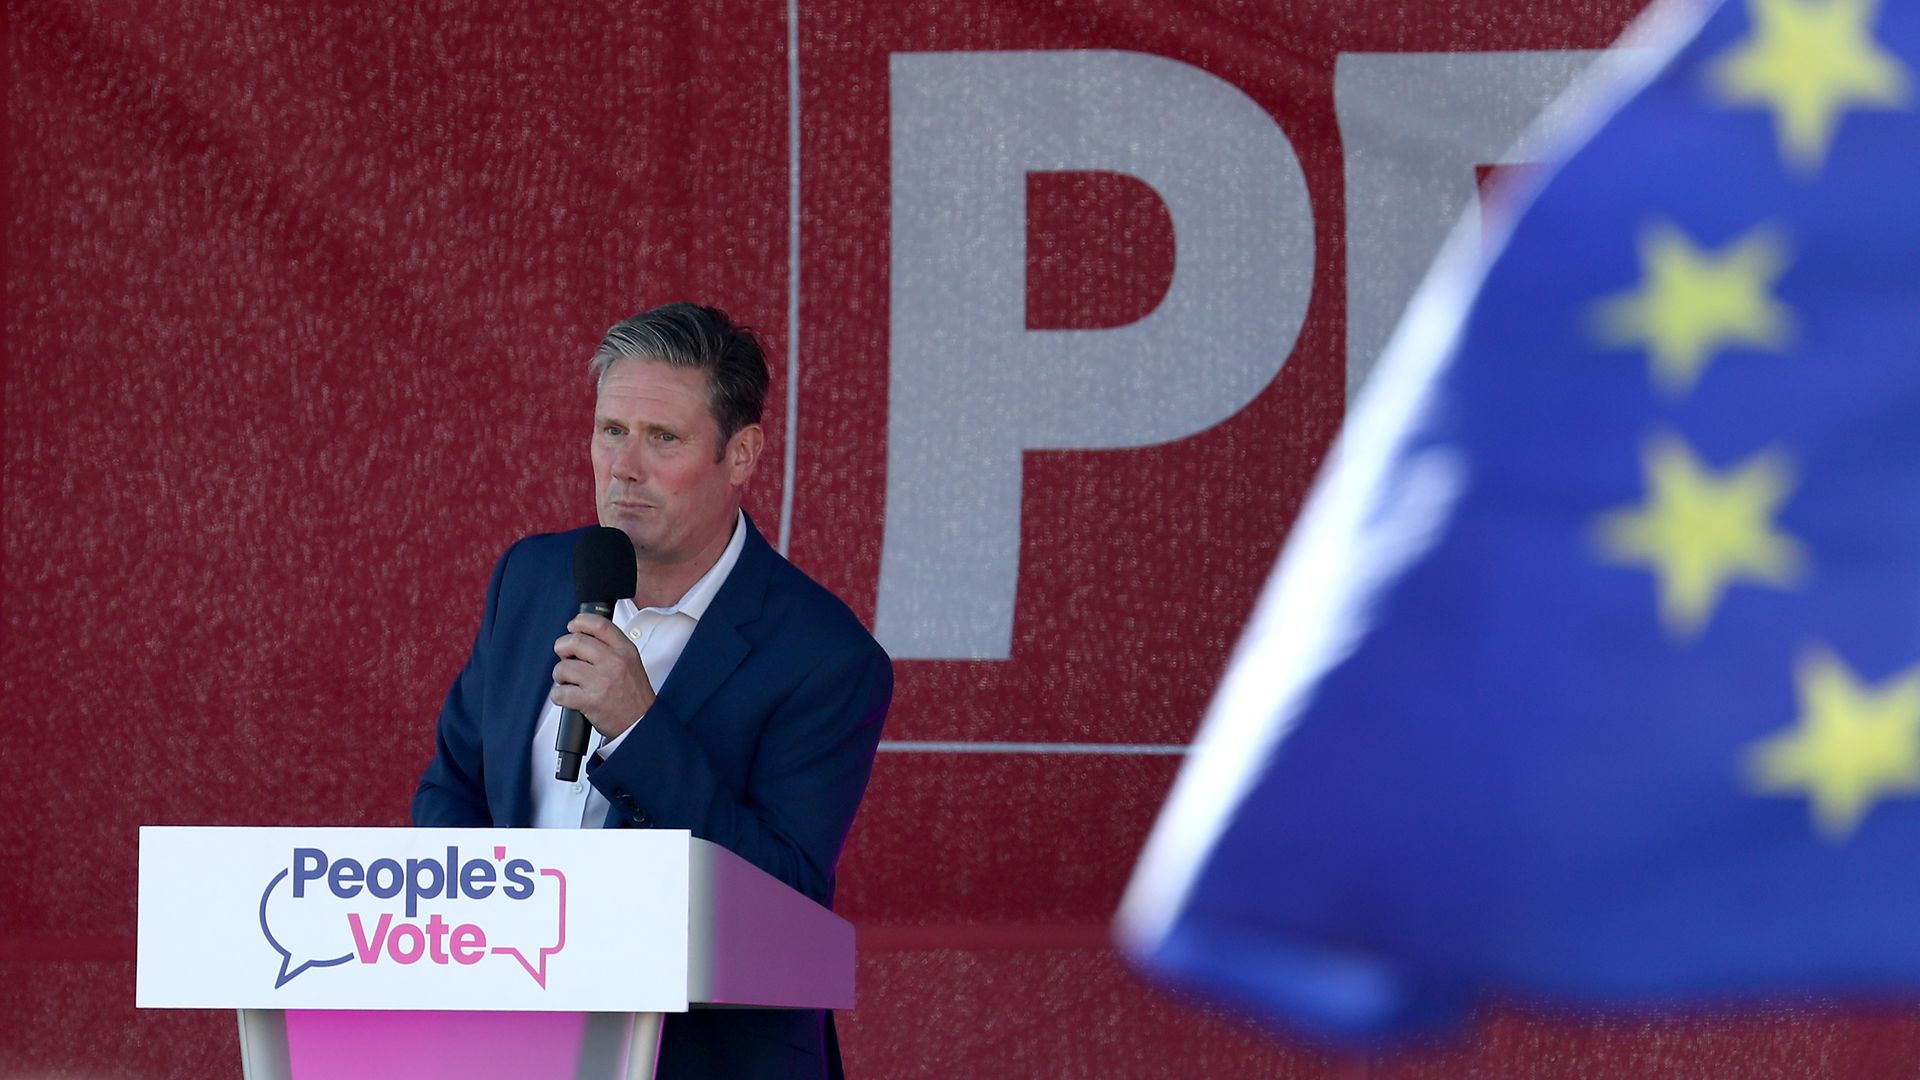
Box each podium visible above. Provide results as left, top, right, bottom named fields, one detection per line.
left=137, top=827, right=855, bottom=1078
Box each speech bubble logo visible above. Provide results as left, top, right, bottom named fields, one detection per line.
left=257, top=845, right=567, bottom=990
left=259, top=868, right=353, bottom=989
left=490, top=867, right=567, bottom=988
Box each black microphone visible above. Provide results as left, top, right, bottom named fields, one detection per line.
left=555, top=526, right=637, bottom=782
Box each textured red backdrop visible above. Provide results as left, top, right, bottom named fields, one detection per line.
left=8, top=1, right=1918, bottom=1075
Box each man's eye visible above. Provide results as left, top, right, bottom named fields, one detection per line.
left=602, top=425, right=624, bottom=437
left=656, top=431, right=679, bottom=443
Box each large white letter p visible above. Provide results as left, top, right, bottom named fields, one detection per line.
left=878, top=51, right=1313, bottom=660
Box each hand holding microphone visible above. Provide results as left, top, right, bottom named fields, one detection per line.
left=551, top=526, right=647, bottom=781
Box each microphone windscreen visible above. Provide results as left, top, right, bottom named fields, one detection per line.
left=572, top=526, right=637, bottom=604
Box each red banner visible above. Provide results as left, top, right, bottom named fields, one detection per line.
left=19, top=2, right=1912, bottom=1076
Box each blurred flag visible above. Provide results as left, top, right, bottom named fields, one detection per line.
left=1118, top=0, right=1920, bottom=1042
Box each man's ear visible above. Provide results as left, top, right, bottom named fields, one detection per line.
left=727, top=424, right=765, bottom=485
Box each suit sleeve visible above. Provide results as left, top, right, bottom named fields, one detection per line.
left=586, top=630, right=892, bottom=906
left=412, top=543, right=513, bottom=827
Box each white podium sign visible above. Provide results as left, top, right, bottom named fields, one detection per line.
left=139, top=827, right=702, bottom=1012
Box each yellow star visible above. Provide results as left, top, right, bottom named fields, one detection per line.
left=1746, top=650, right=1920, bottom=839
left=1709, top=0, right=1913, bottom=172
left=1594, top=435, right=1804, bottom=639
left=1591, top=222, right=1793, bottom=396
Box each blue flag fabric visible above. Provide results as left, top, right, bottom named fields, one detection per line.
left=1119, top=0, right=1920, bottom=1042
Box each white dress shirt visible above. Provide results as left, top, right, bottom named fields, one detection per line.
left=528, top=510, right=747, bottom=829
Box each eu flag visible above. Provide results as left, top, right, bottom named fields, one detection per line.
left=1118, top=0, right=1920, bottom=1041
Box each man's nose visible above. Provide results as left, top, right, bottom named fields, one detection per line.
left=610, top=438, right=645, bottom=481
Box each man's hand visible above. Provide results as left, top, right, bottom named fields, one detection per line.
left=552, top=614, right=656, bottom=740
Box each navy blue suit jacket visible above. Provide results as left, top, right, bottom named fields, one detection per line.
left=414, top=514, right=891, bottom=1078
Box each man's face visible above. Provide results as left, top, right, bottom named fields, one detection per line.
left=592, top=358, right=762, bottom=575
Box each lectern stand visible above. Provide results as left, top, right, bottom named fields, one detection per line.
left=235, top=1005, right=665, bottom=1078
left=137, top=827, right=855, bottom=1079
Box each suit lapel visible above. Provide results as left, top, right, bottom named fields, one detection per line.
left=486, top=535, right=579, bottom=828
left=650, top=514, right=772, bottom=726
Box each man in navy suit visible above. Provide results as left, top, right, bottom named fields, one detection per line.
left=414, top=303, right=892, bottom=1078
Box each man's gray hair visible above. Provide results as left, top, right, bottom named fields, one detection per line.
left=589, top=302, right=770, bottom=453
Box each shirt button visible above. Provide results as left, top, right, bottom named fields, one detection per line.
left=570, top=782, right=584, bottom=794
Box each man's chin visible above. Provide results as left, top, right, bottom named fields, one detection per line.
left=597, top=517, right=653, bottom=551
